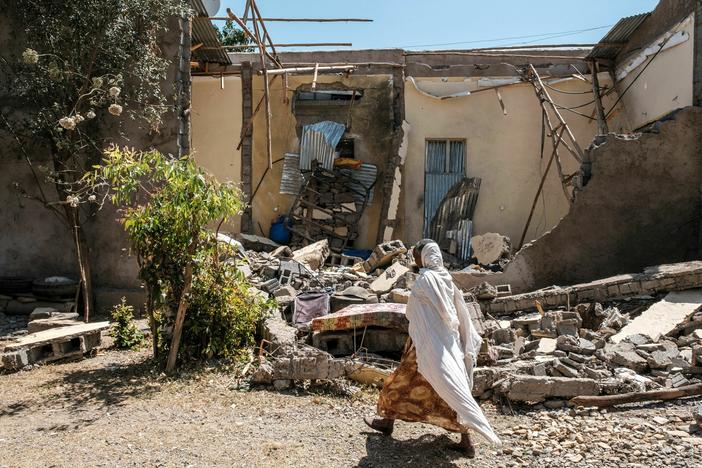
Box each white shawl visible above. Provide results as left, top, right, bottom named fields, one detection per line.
left=405, top=242, right=501, bottom=445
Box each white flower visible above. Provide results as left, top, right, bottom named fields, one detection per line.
left=108, top=104, right=123, bottom=116
left=58, top=116, right=76, bottom=130
left=92, top=77, right=103, bottom=88
left=74, top=114, right=84, bottom=123
left=108, top=86, right=121, bottom=98
left=66, top=195, right=79, bottom=207
left=86, top=110, right=96, bottom=119
left=22, top=48, right=39, bottom=65
left=88, top=194, right=96, bottom=202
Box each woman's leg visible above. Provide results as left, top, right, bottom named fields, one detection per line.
left=363, top=416, right=395, bottom=436
left=448, top=432, right=475, bottom=458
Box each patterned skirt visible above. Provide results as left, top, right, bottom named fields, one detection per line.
left=377, top=340, right=469, bottom=433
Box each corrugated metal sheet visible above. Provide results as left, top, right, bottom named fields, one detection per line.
left=424, top=174, right=464, bottom=237
left=429, top=178, right=481, bottom=261
left=423, top=140, right=465, bottom=237
left=340, top=164, right=378, bottom=203
left=190, top=0, right=231, bottom=64
left=280, top=152, right=378, bottom=203
left=299, top=121, right=346, bottom=171
left=587, top=12, right=651, bottom=60
left=280, top=153, right=305, bottom=195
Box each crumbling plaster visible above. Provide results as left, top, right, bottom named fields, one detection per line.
left=248, top=73, right=395, bottom=249
left=400, top=75, right=623, bottom=246
left=453, top=106, right=702, bottom=293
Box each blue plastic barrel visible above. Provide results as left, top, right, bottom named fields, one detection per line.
left=269, top=216, right=291, bottom=245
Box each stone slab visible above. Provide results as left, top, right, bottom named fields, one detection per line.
left=611, top=290, right=702, bottom=343
left=3, top=322, right=109, bottom=351
left=370, top=263, right=410, bottom=294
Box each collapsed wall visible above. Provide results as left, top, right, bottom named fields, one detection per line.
left=454, top=106, right=702, bottom=293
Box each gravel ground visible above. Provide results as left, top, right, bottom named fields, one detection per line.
left=1, top=348, right=701, bottom=468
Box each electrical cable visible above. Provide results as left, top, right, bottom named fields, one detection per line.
left=401, top=24, right=612, bottom=49
left=604, top=34, right=672, bottom=118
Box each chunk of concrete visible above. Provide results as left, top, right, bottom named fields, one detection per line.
left=388, top=288, right=411, bottom=304
left=292, top=239, right=330, bottom=271
left=647, top=350, right=673, bottom=369
left=536, top=338, right=558, bottom=354
left=262, top=314, right=298, bottom=352
left=370, top=263, right=410, bottom=294
left=28, top=307, right=58, bottom=320
left=470, top=232, right=511, bottom=265
left=554, top=360, right=580, bottom=378
left=235, top=233, right=280, bottom=253
left=612, top=290, right=702, bottom=343
left=556, top=335, right=596, bottom=355
left=603, top=342, right=649, bottom=373
left=694, top=405, right=702, bottom=427
left=1, top=349, right=29, bottom=370
left=499, top=376, right=600, bottom=403
left=27, top=316, right=81, bottom=334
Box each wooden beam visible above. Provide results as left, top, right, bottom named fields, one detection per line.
left=217, top=43, right=353, bottom=49
left=250, top=0, right=279, bottom=59
left=518, top=126, right=565, bottom=249
left=190, top=43, right=203, bottom=52
left=261, top=65, right=356, bottom=75
left=590, top=60, right=609, bottom=135
left=312, top=63, right=319, bottom=89
left=693, top=0, right=702, bottom=106
left=225, top=8, right=280, bottom=67
left=249, top=5, right=273, bottom=169
left=209, top=17, right=372, bottom=22
left=569, top=383, right=702, bottom=408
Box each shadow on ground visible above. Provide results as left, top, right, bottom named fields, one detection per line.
left=0, top=353, right=159, bottom=429
left=356, top=432, right=465, bottom=467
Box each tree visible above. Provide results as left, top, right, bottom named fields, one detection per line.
left=88, top=147, right=267, bottom=371
left=215, top=21, right=254, bottom=51
left=0, top=0, right=187, bottom=321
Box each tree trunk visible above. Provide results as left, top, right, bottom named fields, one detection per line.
left=165, top=237, right=198, bottom=373
left=69, top=207, right=94, bottom=322
left=146, top=285, right=158, bottom=358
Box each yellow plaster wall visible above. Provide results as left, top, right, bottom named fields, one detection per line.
left=616, top=16, right=694, bottom=130
left=401, top=76, right=621, bottom=246
left=190, top=75, right=243, bottom=232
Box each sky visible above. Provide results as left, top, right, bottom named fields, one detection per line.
left=213, top=0, right=660, bottom=51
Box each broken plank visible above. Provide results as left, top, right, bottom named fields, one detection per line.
left=569, top=383, right=702, bottom=408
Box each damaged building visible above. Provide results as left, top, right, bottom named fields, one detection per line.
left=190, top=0, right=702, bottom=295
left=1, top=0, right=702, bottom=423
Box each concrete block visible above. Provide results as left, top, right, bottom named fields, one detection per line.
left=1, top=349, right=29, bottom=370
left=501, top=376, right=600, bottom=403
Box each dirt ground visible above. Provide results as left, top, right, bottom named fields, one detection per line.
left=1, top=348, right=701, bottom=468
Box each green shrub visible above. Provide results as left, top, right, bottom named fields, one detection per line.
left=178, top=251, right=271, bottom=360
left=110, top=297, right=144, bottom=349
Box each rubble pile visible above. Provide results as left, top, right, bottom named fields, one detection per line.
left=237, top=234, right=702, bottom=410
